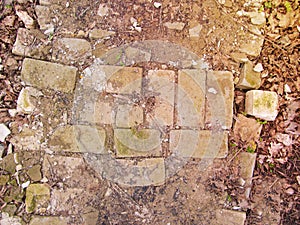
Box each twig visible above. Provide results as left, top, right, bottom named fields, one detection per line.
left=228, top=148, right=243, bottom=163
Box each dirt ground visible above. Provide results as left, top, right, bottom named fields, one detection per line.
left=0, top=0, right=299, bottom=224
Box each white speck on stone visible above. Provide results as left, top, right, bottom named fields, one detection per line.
left=208, top=87, right=218, bottom=94
left=284, top=84, right=291, bottom=93
left=253, top=63, right=263, bottom=72
left=66, top=1, right=69, bottom=7
left=22, top=180, right=30, bottom=189
left=0, top=124, right=11, bottom=142
left=154, top=2, right=161, bottom=8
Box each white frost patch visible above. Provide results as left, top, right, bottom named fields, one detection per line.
left=208, top=88, right=218, bottom=94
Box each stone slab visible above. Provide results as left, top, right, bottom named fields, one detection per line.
left=177, top=69, right=206, bottom=128
left=106, top=67, right=143, bottom=94
left=124, top=46, right=152, bottom=65
left=50, top=188, right=91, bottom=215
left=94, top=98, right=115, bottom=124
left=170, top=130, right=228, bottom=158
left=21, top=58, right=77, bottom=93
left=215, top=209, right=246, bottom=225
left=52, top=38, right=92, bottom=64
left=206, top=71, right=234, bottom=129
left=116, top=104, right=143, bottom=128
left=35, top=5, right=54, bottom=32
left=146, top=70, right=175, bottom=126
left=233, top=114, right=262, bottom=144
left=74, top=125, right=106, bottom=154
left=245, top=90, right=278, bottom=121
left=237, top=61, right=261, bottom=89
left=113, top=158, right=165, bottom=186
left=236, top=152, right=257, bottom=198
left=25, top=184, right=50, bottom=213
left=89, top=29, right=116, bottom=40
left=16, top=87, right=41, bottom=114
left=42, top=155, right=101, bottom=189
left=12, top=28, right=51, bottom=59
left=29, top=216, right=68, bottom=225
left=114, top=128, right=162, bottom=157
left=239, top=32, right=264, bottom=57
left=48, top=125, right=80, bottom=152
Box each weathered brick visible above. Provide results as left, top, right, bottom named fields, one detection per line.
left=21, top=58, right=77, bottom=93
left=113, top=158, right=165, bottom=186
left=146, top=70, right=175, bottom=126
left=116, top=104, right=143, bottom=128
left=236, top=152, right=257, bottom=198
left=94, top=98, right=115, bottom=125
left=52, top=38, right=92, bottom=64
left=215, top=209, right=246, bottom=225
left=48, top=125, right=79, bottom=152
left=106, top=67, right=143, bottom=94
left=245, top=90, right=278, bottom=121
left=29, top=216, right=69, bottom=225
left=12, top=28, right=51, bottom=59
left=74, top=125, right=106, bottom=154
left=206, top=71, right=234, bottom=129
left=114, top=128, right=162, bottom=157
left=237, top=61, right=261, bottom=89
left=25, top=184, right=50, bottom=213
left=177, top=69, right=206, bottom=128
left=170, top=130, right=228, bottom=158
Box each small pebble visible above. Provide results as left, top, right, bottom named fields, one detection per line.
left=154, top=2, right=161, bottom=8
left=285, top=187, right=294, bottom=195
left=21, top=180, right=30, bottom=189
left=284, top=84, right=291, bottom=93
left=0, top=124, right=11, bottom=142
left=253, top=63, right=263, bottom=72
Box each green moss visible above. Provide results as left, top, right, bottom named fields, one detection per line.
left=0, top=175, right=10, bottom=185
left=26, top=194, right=37, bottom=213
left=130, top=127, right=150, bottom=140
left=253, top=93, right=274, bottom=109
left=115, top=138, right=131, bottom=156
left=245, top=72, right=260, bottom=87
left=22, top=90, right=31, bottom=109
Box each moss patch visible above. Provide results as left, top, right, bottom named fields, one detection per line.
left=253, top=93, right=274, bottom=109
left=130, top=127, right=150, bottom=140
